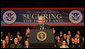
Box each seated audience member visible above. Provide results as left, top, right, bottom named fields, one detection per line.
left=1, top=40, right=9, bottom=48
left=67, top=31, right=71, bottom=38
left=59, top=31, right=63, bottom=42
left=7, top=32, right=11, bottom=38
left=23, top=40, right=30, bottom=48
left=63, top=34, right=67, bottom=42
left=56, top=36, right=62, bottom=48
left=10, top=38, right=22, bottom=48
left=16, top=31, right=20, bottom=38
left=60, top=41, right=69, bottom=48
left=74, top=38, right=80, bottom=48
left=70, top=38, right=75, bottom=48
left=10, top=35, right=14, bottom=44
left=66, top=35, right=71, bottom=47
left=5, top=36, right=10, bottom=47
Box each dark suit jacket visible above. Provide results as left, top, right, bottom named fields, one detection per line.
left=33, top=24, right=50, bottom=30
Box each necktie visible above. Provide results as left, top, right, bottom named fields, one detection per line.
left=40, top=25, right=44, bottom=30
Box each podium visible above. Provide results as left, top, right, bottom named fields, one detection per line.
left=29, top=29, right=55, bottom=47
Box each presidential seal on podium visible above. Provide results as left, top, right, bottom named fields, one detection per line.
left=37, top=31, right=47, bottom=41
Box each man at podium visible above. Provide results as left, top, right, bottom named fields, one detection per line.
left=33, top=16, right=50, bottom=30
left=27, top=16, right=55, bottom=35
left=33, top=16, right=55, bottom=34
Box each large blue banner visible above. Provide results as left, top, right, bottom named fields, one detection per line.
left=1, top=9, right=84, bottom=25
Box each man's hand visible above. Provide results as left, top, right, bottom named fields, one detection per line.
left=26, top=28, right=30, bottom=33
left=53, top=28, right=55, bottom=34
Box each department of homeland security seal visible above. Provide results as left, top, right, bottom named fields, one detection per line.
left=69, top=10, right=83, bottom=24
left=3, top=10, right=17, bottom=24
left=37, top=31, right=47, bottom=41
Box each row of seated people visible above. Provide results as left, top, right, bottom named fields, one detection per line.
left=1, top=28, right=84, bottom=48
